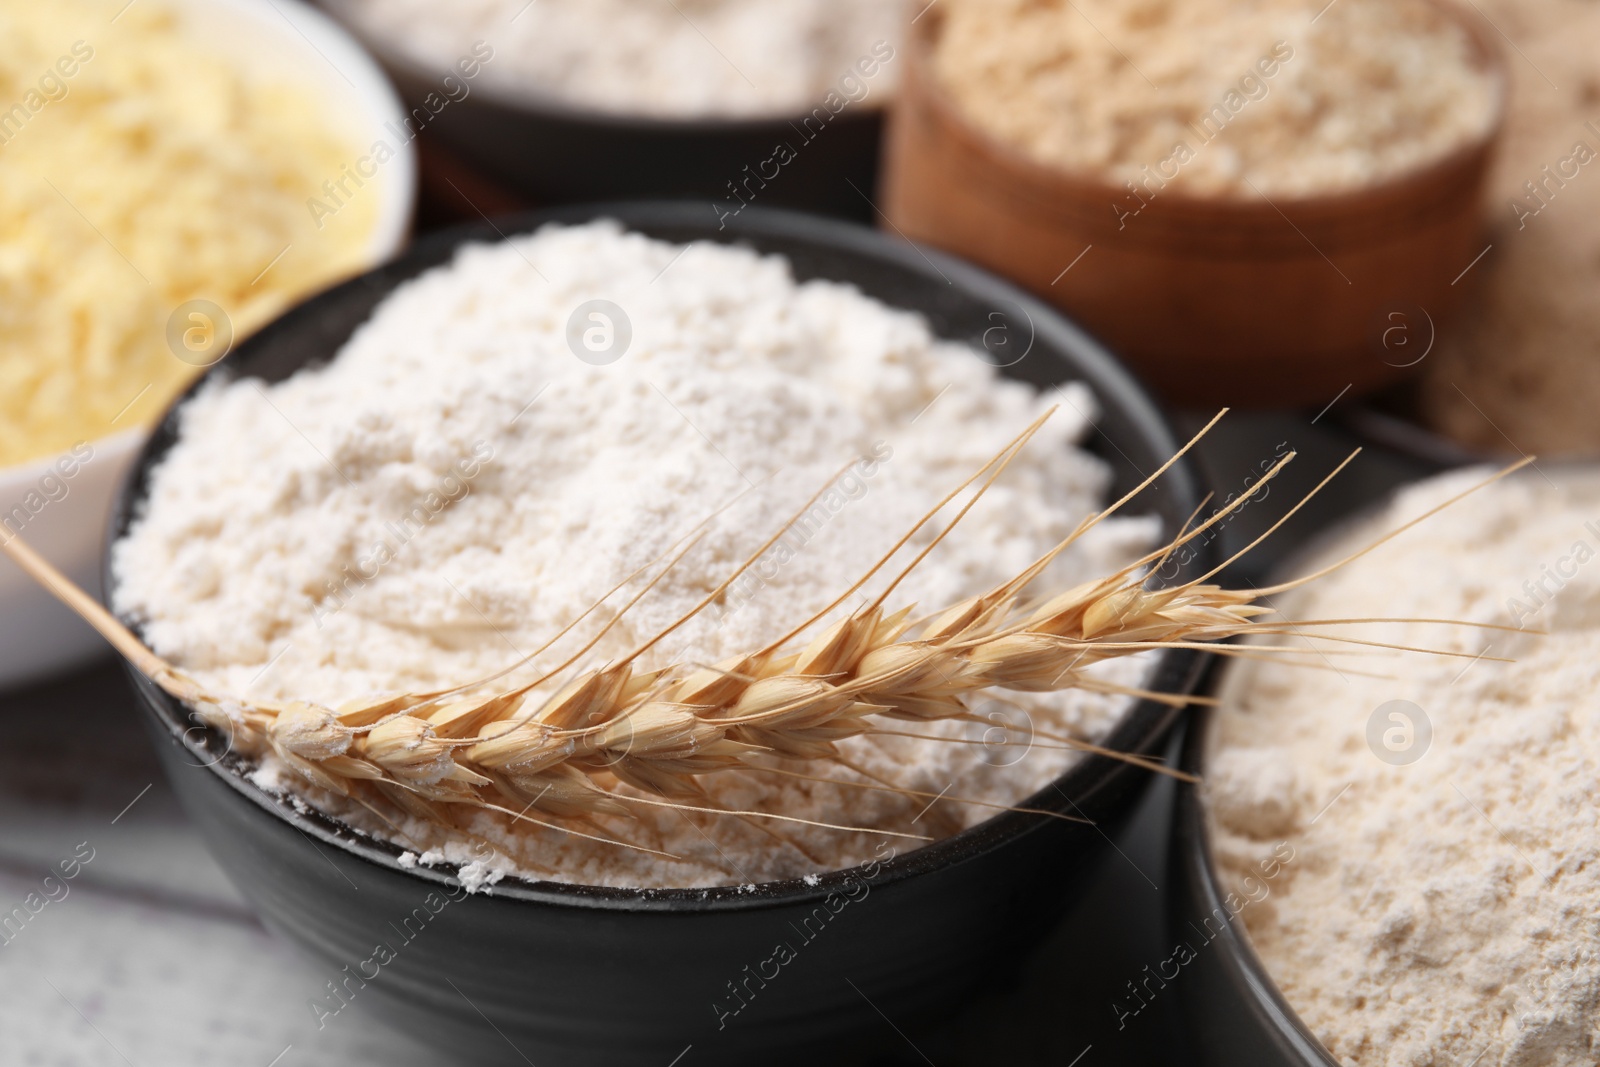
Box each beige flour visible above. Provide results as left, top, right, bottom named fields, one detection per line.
left=1210, top=469, right=1600, bottom=1067
left=1416, top=0, right=1600, bottom=456
left=932, top=0, right=1500, bottom=197
left=113, top=220, right=1157, bottom=888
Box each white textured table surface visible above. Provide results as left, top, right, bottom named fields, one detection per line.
left=0, top=663, right=435, bottom=1067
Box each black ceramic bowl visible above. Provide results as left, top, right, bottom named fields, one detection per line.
left=317, top=4, right=884, bottom=219
left=1168, top=703, right=1338, bottom=1066
left=1166, top=475, right=1469, bottom=1066
left=110, top=203, right=1211, bottom=1066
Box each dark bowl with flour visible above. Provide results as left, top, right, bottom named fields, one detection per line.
left=108, top=203, right=1212, bottom=1066
left=1166, top=703, right=1342, bottom=1067
left=312, top=0, right=888, bottom=220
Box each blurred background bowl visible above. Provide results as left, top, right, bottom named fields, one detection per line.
left=0, top=0, right=416, bottom=689
left=315, top=0, right=889, bottom=220
left=881, top=0, right=1508, bottom=408
left=112, top=202, right=1212, bottom=1066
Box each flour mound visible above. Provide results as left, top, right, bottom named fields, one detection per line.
left=1212, top=469, right=1600, bottom=1067
left=115, top=220, right=1155, bottom=887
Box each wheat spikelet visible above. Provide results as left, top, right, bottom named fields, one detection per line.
left=0, top=411, right=1532, bottom=864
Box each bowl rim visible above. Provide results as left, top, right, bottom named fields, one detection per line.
left=316, top=0, right=895, bottom=132
left=109, top=200, right=1213, bottom=912
left=1170, top=475, right=1518, bottom=1066
left=174, top=0, right=417, bottom=263
left=1175, top=703, right=1342, bottom=1067
left=1172, top=471, right=1481, bottom=1063
left=1174, top=491, right=1379, bottom=1064
left=902, top=0, right=1510, bottom=216
left=0, top=427, right=146, bottom=497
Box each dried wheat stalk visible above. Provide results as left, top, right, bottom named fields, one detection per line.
left=0, top=410, right=1528, bottom=856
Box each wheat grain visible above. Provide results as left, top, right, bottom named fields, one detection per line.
left=0, top=412, right=1527, bottom=865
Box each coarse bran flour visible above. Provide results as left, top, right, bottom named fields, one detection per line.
left=1210, top=469, right=1600, bottom=1067
left=112, top=220, right=1157, bottom=888
left=932, top=0, right=1500, bottom=197
left=326, top=0, right=905, bottom=119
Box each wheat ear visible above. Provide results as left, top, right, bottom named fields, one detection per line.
left=1, top=415, right=1524, bottom=855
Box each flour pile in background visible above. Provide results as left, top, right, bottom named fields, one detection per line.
left=328, top=0, right=903, bottom=118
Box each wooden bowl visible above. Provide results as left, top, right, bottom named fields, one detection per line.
left=881, top=3, right=1507, bottom=408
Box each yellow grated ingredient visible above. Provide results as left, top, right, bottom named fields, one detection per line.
left=0, top=0, right=378, bottom=467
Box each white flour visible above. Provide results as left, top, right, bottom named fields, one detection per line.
left=1210, top=469, right=1600, bottom=1067
left=327, top=0, right=905, bottom=118
left=113, top=220, right=1156, bottom=887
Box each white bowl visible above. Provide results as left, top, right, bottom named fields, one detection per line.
left=0, top=0, right=415, bottom=689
